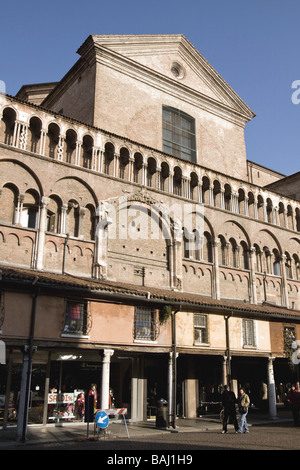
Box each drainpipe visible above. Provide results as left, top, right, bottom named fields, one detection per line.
left=224, top=313, right=232, bottom=386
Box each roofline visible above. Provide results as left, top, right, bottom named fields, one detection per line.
left=1, top=265, right=300, bottom=323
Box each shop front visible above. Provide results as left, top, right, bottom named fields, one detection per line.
left=1, top=347, right=172, bottom=428
left=1, top=348, right=119, bottom=427
left=2, top=344, right=289, bottom=432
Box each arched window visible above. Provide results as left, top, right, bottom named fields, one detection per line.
left=248, top=192, right=255, bottom=218
left=202, top=176, right=210, bottom=204
left=173, top=166, right=182, bottom=196
left=224, top=184, right=232, bottom=211
left=160, top=162, right=170, bottom=192
left=27, top=116, right=42, bottom=153
left=104, top=143, right=114, bottom=176
left=133, top=152, right=143, bottom=184
left=240, top=241, right=249, bottom=270
left=213, top=180, right=221, bottom=208
left=285, top=252, right=293, bottom=279
left=263, top=247, right=271, bottom=274
left=147, top=157, right=157, bottom=187
left=293, top=254, right=300, bottom=280
left=295, top=208, right=300, bottom=232
left=0, top=184, right=18, bottom=224
left=273, top=249, right=281, bottom=276
left=203, top=232, right=213, bottom=263
left=21, top=190, right=39, bottom=229
left=218, top=235, right=227, bottom=266
left=183, top=227, right=191, bottom=258
left=46, top=123, right=60, bottom=159
left=229, top=238, right=238, bottom=267
left=278, top=202, right=285, bottom=227
left=266, top=198, right=273, bottom=224
left=238, top=189, right=246, bottom=215
left=65, top=129, right=77, bottom=164
left=47, top=196, right=62, bottom=233
left=257, top=195, right=264, bottom=221
left=0, top=107, right=16, bottom=145
left=66, top=200, right=80, bottom=237
left=82, top=135, right=93, bottom=169
left=162, top=106, right=196, bottom=163
left=287, top=205, right=294, bottom=230
left=83, top=204, right=96, bottom=240
left=254, top=244, right=262, bottom=273
left=190, top=172, right=198, bottom=201
left=119, top=147, right=130, bottom=180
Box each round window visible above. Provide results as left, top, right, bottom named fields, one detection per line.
left=171, top=62, right=185, bottom=79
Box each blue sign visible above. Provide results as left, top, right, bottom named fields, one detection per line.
left=95, top=410, right=109, bottom=429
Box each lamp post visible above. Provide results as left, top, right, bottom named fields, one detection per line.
left=224, top=313, right=232, bottom=385
left=17, top=282, right=39, bottom=442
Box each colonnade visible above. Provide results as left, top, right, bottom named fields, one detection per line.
left=1, top=103, right=300, bottom=234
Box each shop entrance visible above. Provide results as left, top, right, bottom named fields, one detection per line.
left=145, top=354, right=168, bottom=419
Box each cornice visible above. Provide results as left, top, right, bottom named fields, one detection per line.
left=44, top=34, right=255, bottom=127
left=86, top=34, right=255, bottom=121
left=93, top=43, right=253, bottom=127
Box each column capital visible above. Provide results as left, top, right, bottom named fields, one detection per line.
left=102, top=349, right=114, bottom=362
left=41, top=196, right=50, bottom=207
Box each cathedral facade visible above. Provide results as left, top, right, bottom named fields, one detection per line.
left=0, top=35, right=300, bottom=433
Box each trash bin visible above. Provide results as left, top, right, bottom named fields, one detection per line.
left=156, top=398, right=168, bottom=428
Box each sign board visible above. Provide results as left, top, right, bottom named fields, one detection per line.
left=48, top=393, right=74, bottom=404
left=95, top=408, right=127, bottom=416
left=95, top=410, right=109, bottom=429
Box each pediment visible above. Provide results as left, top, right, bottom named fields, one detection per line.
left=83, top=34, right=255, bottom=121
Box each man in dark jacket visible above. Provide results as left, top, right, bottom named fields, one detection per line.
left=287, top=382, right=300, bottom=426
left=221, top=384, right=238, bottom=433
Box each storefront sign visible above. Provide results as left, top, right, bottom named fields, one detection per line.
left=48, top=393, right=74, bottom=404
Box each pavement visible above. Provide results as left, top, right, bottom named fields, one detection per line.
left=0, top=407, right=293, bottom=449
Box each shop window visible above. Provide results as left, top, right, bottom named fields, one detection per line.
left=242, top=319, right=257, bottom=348
left=162, top=106, right=196, bottom=163
left=194, top=314, right=208, bottom=345
left=62, top=300, right=90, bottom=336
left=134, top=306, right=159, bottom=341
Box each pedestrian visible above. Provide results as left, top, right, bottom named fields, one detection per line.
left=221, top=384, right=238, bottom=433
left=287, top=382, right=300, bottom=426
left=238, top=387, right=250, bottom=433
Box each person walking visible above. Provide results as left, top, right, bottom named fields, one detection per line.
left=221, top=384, right=238, bottom=433
left=287, top=382, right=300, bottom=426
left=238, top=387, right=250, bottom=433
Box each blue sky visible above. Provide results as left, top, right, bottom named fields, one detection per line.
left=1, top=0, right=299, bottom=176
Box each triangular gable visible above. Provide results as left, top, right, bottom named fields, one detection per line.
left=83, top=34, right=255, bottom=121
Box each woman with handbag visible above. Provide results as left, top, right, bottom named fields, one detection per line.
left=238, top=388, right=250, bottom=433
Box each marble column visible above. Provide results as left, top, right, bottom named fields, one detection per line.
left=267, top=357, right=277, bottom=419
left=101, top=349, right=114, bottom=409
